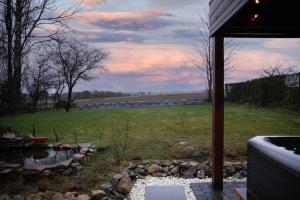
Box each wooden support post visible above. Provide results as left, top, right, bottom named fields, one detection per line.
left=212, top=35, right=224, bottom=190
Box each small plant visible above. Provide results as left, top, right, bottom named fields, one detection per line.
left=32, top=120, right=36, bottom=137
left=74, top=128, right=78, bottom=144
left=111, top=119, right=129, bottom=165
left=53, top=128, right=59, bottom=142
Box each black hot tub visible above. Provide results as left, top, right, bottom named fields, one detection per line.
left=248, top=136, right=300, bottom=200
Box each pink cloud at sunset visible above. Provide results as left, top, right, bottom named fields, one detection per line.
left=103, top=43, right=193, bottom=73
left=74, top=0, right=106, bottom=6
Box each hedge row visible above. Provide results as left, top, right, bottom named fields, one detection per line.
left=225, top=73, right=300, bottom=108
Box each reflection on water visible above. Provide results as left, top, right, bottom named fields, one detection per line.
left=0, top=148, right=78, bottom=167
left=24, top=149, right=78, bottom=167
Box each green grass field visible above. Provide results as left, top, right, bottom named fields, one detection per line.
left=1, top=104, right=300, bottom=194
left=1, top=104, right=299, bottom=162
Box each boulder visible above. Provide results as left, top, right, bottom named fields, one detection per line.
left=134, top=167, right=146, bottom=175
left=182, top=167, right=197, bottom=178
left=63, top=168, right=73, bottom=175
left=73, top=154, right=85, bottom=161
left=111, top=173, right=122, bottom=186
left=64, top=192, right=76, bottom=200
left=147, top=164, right=162, bottom=174
left=0, top=194, right=11, bottom=200
left=50, top=193, right=63, bottom=200
left=71, top=163, right=81, bottom=168
left=76, top=194, right=90, bottom=200
left=169, top=167, right=179, bottom=175
left=1, top=133, right=16, bottom=139
left=91, top=190, right=105, bottom=200
left=116, top=176, right=133, bottom=195
left=196, top=170, right=205, bottom=179
left=101, top=183, right=113, bottom=193
left=26, top=192, right=44, bottom=200
left=42, top=170, right=51, bottom=176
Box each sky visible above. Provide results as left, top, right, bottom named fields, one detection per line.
left=60, top=0, right=300, bottom=92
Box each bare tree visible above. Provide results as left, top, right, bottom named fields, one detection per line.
left=193, top=12, right=240, bottom=102
left=50, top=37, right=109, bottom=112
left=47, top=61, right=65, bottom=110
left=23, top=52, right=54, bottom=112
left=0, top=0, right=76, bottom=112
left=261, top=63, right=295, bottom=77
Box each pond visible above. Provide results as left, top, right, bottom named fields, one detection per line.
left=0, top=147, right=79, bottom=169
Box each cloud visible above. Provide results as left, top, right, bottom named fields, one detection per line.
left=71, top=29, right=145, bottom=43
left=173, top=29, right=198, bottom=39
left=149, top=0, right=207, bottom=9
left=74, top=0, right=106, bottom=6
left=263, top=39, right=300, bottom=49
left=75, top=10, right=175, bottom=31
left=101, top=43, right=193, bottom=73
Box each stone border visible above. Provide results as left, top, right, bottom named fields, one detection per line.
left=99, top=160, right=247, bottom=199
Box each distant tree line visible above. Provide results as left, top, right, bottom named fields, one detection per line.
left=225, top=66, right=300, bottom=109
left=70, top=91, right=131, bottom=100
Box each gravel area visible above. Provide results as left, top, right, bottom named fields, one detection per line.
left=129, top=176, right=247, bottom=200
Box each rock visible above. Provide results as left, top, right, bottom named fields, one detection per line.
left=154, top=160, right=161, bottom=165
left=24, top=158, right=73, bottom=171
left=142, top=160, right=151, bottom=165
left=147, top=163, right=162, bottom=174
left=179, top=162, right=191, bottom=169
left=196, top=170, right=205, bottom=179
left=76, top=194, right=90, bottom=200
left=43, top=170, right=51, bottom=176
left=88, top=149, right=95, bottom=153
left=111, top=190, right=126, bottom=199
left=189, top=161, right=199, bottom=167
left=73, top=154, right=85, bottom=161
left=46, top=192, right=61, bottom=200
left=233, top=172, right=242, bottom=179
left=80, top=148, right=89, bottom=154
left=111, top=173, right=122, bottom=186
left=134, top=167, right=146, bottom=176
left=0, top=169, right=13, bottom=174
left=129, top=170, right=136, bottom=179
left=0, top=163, right=21, bottom=169
left=76, top=165, right=83, bottom=171
left=71, top=163, right=81, bottom=168
left=79, top=143, right=93, bottom=149
left=63, top=168, right=73, bottom=175
left=172, top=160, right=182, bottom=165
left=162, top=167, right=169, bottom=173
left=2, top=133, right=16, bottom=139
left=0, top=194, right=11, bottom=200
left=116, top=176, right=133, bottom=195
left=91, top=190, right=105, bottom=199
left=182, top=167, right=197, bottom=178
left=38, top=179, right=49, bottom=191
left=64, top=192, right=76, bottom=200
left=160, top=161, right=171, bottom=167
left=12, top=195, right=23, bottom=200
left=169, top=167, right=179, bottom=175
left=101, top=183, right=113, bottom=193
left=26, top=193, right=44, bottom=200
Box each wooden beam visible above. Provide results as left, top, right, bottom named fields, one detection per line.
left=212, top=35, right=224, bottom=190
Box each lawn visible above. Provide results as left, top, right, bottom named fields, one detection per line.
left=1, top=104, right=299, bottom=162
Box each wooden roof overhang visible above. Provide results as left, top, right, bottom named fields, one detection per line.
left=208, top=0, right=300, bottom=190
left=209, top=0, right=300, bottom=38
